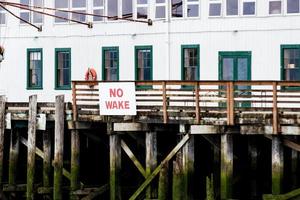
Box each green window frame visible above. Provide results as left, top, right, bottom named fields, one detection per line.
left=55, top=48, right=71, bottom=90
left=27, top=48, right=43, bottom=90
left=102, top=47, right=119, bottom=81
left=135, top=45, right=153, bottom=81
left=281, top=45, right=300, bottom=84
left=181, top=45, right=200, bottom=81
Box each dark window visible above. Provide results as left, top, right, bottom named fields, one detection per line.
left=226, top=0, right=238, bottom=15
left=172, top=0, right=183, bottom=17
left=182, top=45, right=199, bottom=80
left=269, top=0, right=282, bottom=14
left=27, top=49, right=43, bottom=89
left=282, top=45, right=300, bottom=81
left=287, top=0, right=300, bottom=13
left=135, top=46, right=152, bottom=81
left=55, top=49, right=71, bottom=89
left=102, top=47, right=119, bottom=81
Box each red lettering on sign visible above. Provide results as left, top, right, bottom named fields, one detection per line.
left=105, top=101, right=130, bottom=109
left=109, top=88, right=124, bottom=97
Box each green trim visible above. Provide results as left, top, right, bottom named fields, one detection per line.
left=102, top=46, right=119, bottom=81
left=181, top=44, right=200, bottom=81
left=218, top=51, right=252, bottom=81
left=134, top=45, right=153, bottom=81
left=27, top=48, right=43, bottom=90
left=55, top=48, right=71, bottom=90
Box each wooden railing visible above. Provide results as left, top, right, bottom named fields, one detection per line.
left=72, top=81, right=300, bottom=133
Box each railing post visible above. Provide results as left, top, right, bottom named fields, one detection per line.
left=162, top=81, right=168, bottom=124
left=72, top=81, right=77, bottom=121
left=273, top=82, right=278, bottom=134
left=195, top=82, right=200, bottom=124
left=227, top=82, right=234, bottom=125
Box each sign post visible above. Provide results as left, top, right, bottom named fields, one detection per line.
left=99, top=82, right=137, bottom=116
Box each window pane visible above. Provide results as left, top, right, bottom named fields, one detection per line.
left=72, top=10, right=86, bottom=22
left=104, top=49, right=118, bottom=81
left=156, top=0, right=165, bottom=2
left=137, top=0, right=148, bottom=4
left=0, top=13, right=5, bottom=24
left=222, top=58, right=234, bottom=80
left=237, top=58, right=248, bottom=80
left=93, top=9, right=103, bottom=21
left=137, top=49, right=152, bottom=81
left=55, top=0, right=68, bottom=8
left=72, top=0, right=86, bottom=8
left=187, top=5, right=199, bottom=17
left=137, top=7, right=148, bottom=19
left=226, top=0, right=238, bottom=15
left=20, top=12, right=30, bottom=23
left=108, top=0, right=118, bottom=20
left=172, top=0, right=183, bottom=17
left=156, top=6, right=166, bottom=18
left=287, top=0, right=299, bottom=13
left=55, top=11, right=68, bottom=22
left=122, top=0, right=133, bottom=18
left=33, top=0, right=43, bottom=7
left=29, top=51, right=42, bottom=88
left=209, top=3, right=221, bottom=16
left=269, top=1, right=282, bottom=14
left=243, top=2, right=255, bottom=15
left=57, top=51, right=70, bottom=87
left=94, top=0, right=104, bottom=7
left=184, top=48, right=198, bottom=80
left=33, top=12, right=43, bottom=23
left=284, top=48, right=300, bottom=81
left=21, top=0, right=29, bottom=5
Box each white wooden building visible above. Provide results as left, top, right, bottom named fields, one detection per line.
left=0, top=0, right=299, bottom=102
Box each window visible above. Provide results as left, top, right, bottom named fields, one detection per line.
left=122, top=0, right=133, bottom=19
left=181, top=45, right=199, bottom=81
left=226, top=0, right=238, bottom=15
left=102, top=47, right=119, bottom=81
left=281, top=45, right=300, bottom=81
left=137, top=0, right=148, bottom=19
left=186, top=0, right=200, bottom=17
left=0, top=4, right=6, bottom=25
left=55, top=48, right=71, bottom=90
left=269, top=0, right=282, bottom=14
left=172, top=0, right=183, bottom=17
left=93, top=0, right=104, bottom=21
left=135, top=46, right=152, bottom=81
left=242, top=0, right=255, bottom=15
left=55, top=0, right=86, bottom=23
left=287, top=0, right=300, bottom=13
left=20, top=0, right=43, bottom=24
left=108, top=0, right=118, bottom=20
left=155, top=0, right=166, bottom=19
left=27, top=49, right=43, bottom=89
left=209, top=0, right=222, bottom=16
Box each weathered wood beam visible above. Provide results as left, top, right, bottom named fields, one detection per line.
left=110, top=133, right=121, bottom=200
left=172, top=154, right=184, bottom=200
left=272, top=136, right=283, bottom=195
left=53, top=95, right=65, bottom=200
left=81, top=184, right=109, bottom=200
left=9, top=128, right=19, bottom=185
left=27, top=95, right=37, bottom=200
left=158, top=163, right=169, bottom=200
left=71, top=130, right=80, bottom=194
left=263, top=187, right=300, bottom=200
left=248, top=137, right=258, bottom=198
left=183, top=134, right=194, bottom=200
left=43, top=130, right=51, bottom=188
left=146, top=132, right=157, bottom=199
left=129, top=134, right=190, bottom=200
left=121, top=140, right=146, bottom=178
left=0, top=96, right=6, bottom=200
left=220, top=134, right=233, bottom=200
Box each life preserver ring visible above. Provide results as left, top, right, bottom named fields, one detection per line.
left=85, top=68, right=97, bottom=81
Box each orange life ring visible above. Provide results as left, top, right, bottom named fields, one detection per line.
left=85, top=68, right=97, bottom=81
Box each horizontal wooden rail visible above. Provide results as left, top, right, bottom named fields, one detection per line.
left=72, top=80, right=300, bottom=126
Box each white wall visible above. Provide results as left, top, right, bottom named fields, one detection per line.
left=0, top=0, right=299, bottom=102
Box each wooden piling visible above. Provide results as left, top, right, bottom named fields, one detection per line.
left=27, top=95, right=37, bottom=200
left=109, top=122, right=121, bottom=200
left=272, top=135, right=283, bottom=195
left=71, top=129, right=80, bottom=198
left=43, top=130, right=51, bottom=188
left=53, top=95, right=65, bottom=200
left=248, top=136, right=258, bottom=198
left=172, top=157, right=184, bottom=200
left=9, top=128, right=19, bottom=185
left=183, top=134, right=194, bottom=200
left=0, top=96, right=5, bottom=199
left=158, top=163, right=168, bottom=200
left=291, top=147, right=298, bottom=189
left=146, top=132, right=157, bottom=199
left=220, top=134, right=233, bottom=200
